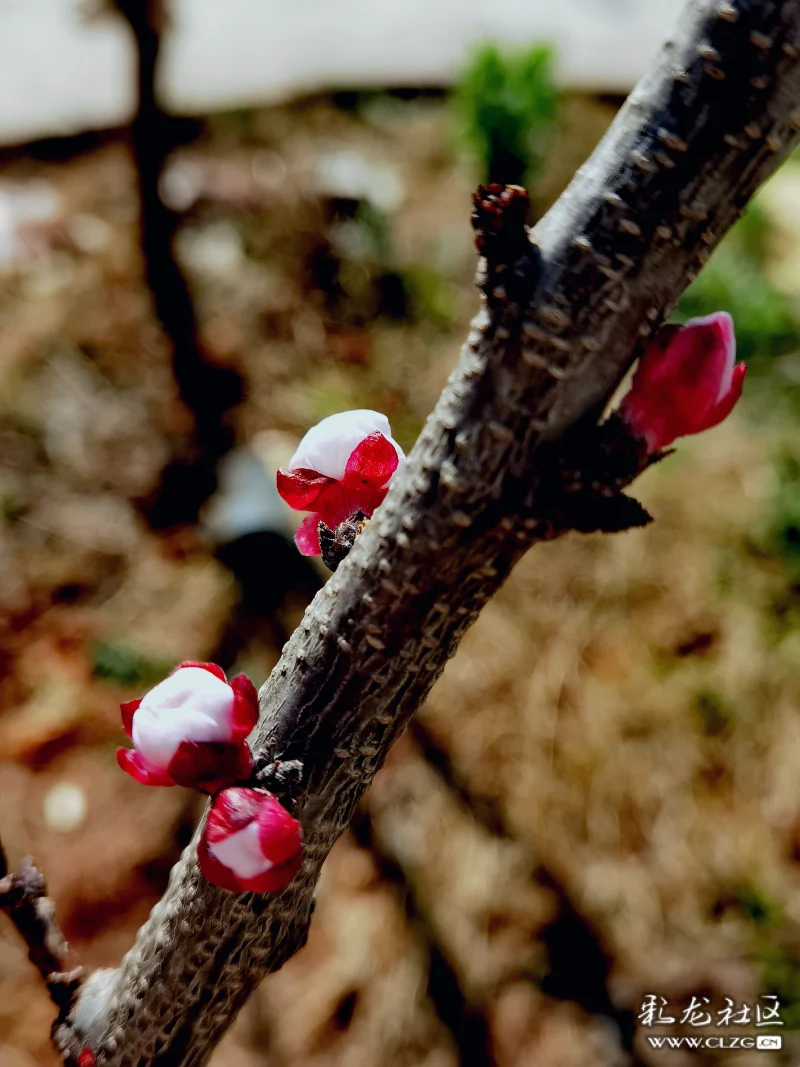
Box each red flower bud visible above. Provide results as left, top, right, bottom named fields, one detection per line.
left=618, top=312, right=746, bottom=452
left=77, top=1051, right=96, bottom=1067
left=277, top=410, right=404, bottom=556
left=198, top=787, right=303, bottom=894
left=116, top=662, right=258, bottom=793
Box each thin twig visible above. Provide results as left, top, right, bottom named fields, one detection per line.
left=0, top=837, right=82, bottom=1020
left=112, top=0, right=243, bottom=528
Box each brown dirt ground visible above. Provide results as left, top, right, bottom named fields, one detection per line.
left=1, top=93, right=799, bottom=1067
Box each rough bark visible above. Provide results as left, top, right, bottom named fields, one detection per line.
left=73, top=1, right=800, bottom=1064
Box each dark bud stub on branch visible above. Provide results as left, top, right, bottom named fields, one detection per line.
left=471, top=184, right=531, bottom=265
left=252, top=757, right=305, bottom=802
left=319, top=509, right=369, bottom=572
left=528, top=413, right=659, bottom=541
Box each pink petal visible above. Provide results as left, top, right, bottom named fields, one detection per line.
left=628, top=318, right=729, bottom=417
left=626, top=324, right=680, bottom=389
left=229, top=674, right=259, bottom=741
left=173, top=661, right=227, bottom=682
left=620, top=312, right=744, bottom=451
left=344, top=431, right=399, bottom=487
left=120, top=698, right=141, bottom=739
left=277, top=468, right=336, bottom=511
left=116, top=747, right=177, bottom=787
left=668, top=314, right=735, bottom=415
left=295, top=514, right=322, bottom=556
left=705, top=309, right=735, bottom=357
left=167, top=740, right=253, bottom=794
left=257, top=796, right=304, bottom=867
left=705, top=360, right=747, bottom=430
left=684, top=311, right=736, bottom=399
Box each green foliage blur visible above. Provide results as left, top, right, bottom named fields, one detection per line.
left=676, top=200, right=800, bottom=368
left=92, top=640, right=174, bottom=688
left=765, top=454, right=800, bottom=568
left=681, top=180, right=800, bottom=630
left=454, top=43, right=558, bottom=189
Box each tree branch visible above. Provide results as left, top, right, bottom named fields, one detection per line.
left=0, top=838, right=83, bottom=1043
left=72, top=1, right=800, bottom=1064
left=113, top=0, right=243, bottom=528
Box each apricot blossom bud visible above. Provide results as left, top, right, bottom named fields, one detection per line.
left=619, top=312, right=745, bottom=452
left=116, top=662, right=258, bottom=793
left=198, top=786, right=303, bottom=893
left=277, top=409, right=404, bottom=556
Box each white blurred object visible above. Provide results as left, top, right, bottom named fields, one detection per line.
left=160, top=154, right=263, bottom=211
left=175, top=220, right=244, bottom=275
left=43, top=781, right=88, bottom=832
left=0, top=0, right=134, bottom=144
left=0, top=0, right=685, bottom=147
left=202, top=445, right=291, bottom=544
left=68, top=211, right=113, bottom=253
left=72, top=968, right=118, bottom=1046
left=162, top=0, right=685, bottom=109
left=0, top=181, right=61, bottom=269
left=314, top=150, right=405, bottom=213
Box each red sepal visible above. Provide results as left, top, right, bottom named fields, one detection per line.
left=167, top=739, right=253, bottom=794
left=77, top=1051, right=96, bottom=1067
left=257, top=793, right=305, bottom=866
left=295, top=514, right=322, bottom=556
left=116, top=748, right=177, bottom=787
left=277, top=467, right=336, bottom=510
left=229, top=673, right=259, bottom=740
left=344, top=431, right=399, bottom=486
left=173, top=661, right=227, bottom=681
left=204, top=785, right=263, bottom=836
left=120, top=697, right=141, bottom=739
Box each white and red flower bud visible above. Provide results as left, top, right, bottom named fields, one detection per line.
left=277, top=409, right=405, bottom=556
left=619, top=312, right=746, bottom=452
left=116, top=662, right=258, bottom=793
left=198, top=786, right=303, bottom=893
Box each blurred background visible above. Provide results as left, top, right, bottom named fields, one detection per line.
left=2, top=2, right=800, bottom=1065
